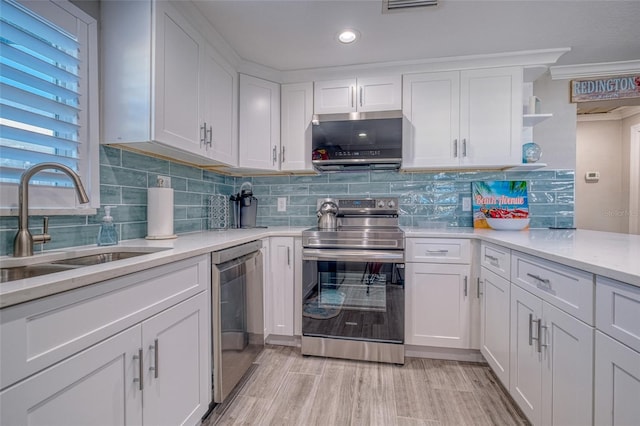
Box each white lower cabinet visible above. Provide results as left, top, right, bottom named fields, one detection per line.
left=510, top=283, right=593, bottom=426
left=266, top=236, right=295, bottom=337
left=594, top=331, right=640, bottom=426
left=405, top=263, right=471, bottom=348
left=0, top=292, right=209, bottom=426
left=479, top=266, right=511, bottom=387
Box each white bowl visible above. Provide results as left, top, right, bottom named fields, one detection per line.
left=486, top=218, right=530, bottom=231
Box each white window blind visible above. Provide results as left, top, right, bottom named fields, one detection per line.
left=0, top=0, right=98, bottom=213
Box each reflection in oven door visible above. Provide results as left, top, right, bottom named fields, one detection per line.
left=302, top=258, right=404, bottom=344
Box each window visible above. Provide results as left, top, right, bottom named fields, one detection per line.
left=0, top=0, right=98, bottom=214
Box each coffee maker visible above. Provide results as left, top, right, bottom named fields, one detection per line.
left=230, top=182, right=258, bottom=228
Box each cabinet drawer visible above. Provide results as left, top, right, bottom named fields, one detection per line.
left=596, top=276, right=640, bottom=352
left=511, top=252, right=594, bottom=324
left=406, top=238, right=471, bottom=264
left=480, top=242, right=511, bottom=279
left=0, top=255, right=209, bottom=390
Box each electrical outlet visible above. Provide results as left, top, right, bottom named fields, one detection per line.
left=462, top=197, right=472, bottom=212
left=277, top=197, right=287, bottom=212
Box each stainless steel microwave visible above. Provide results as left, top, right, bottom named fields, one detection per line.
left=311, top=112, right=402, bottom=172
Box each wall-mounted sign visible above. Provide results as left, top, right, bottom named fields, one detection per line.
left=571, top=74, right=640, bottom=102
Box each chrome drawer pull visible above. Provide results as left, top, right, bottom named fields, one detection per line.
left=529, top=314, right=540, bottom=347
left=539, top=324, right=548, bottom=353
left=484, top=254, right=499, bottom=262
left=426, top=249, right=449, bottom=254
left=526, top=272, right=550, bottom=284
left=133, top=348, right=143, bottom=391
left=477, top=278, right=482, bottom=298
left=149, top=338, right=159, bottom=379
left=464, top=276, right=468, bottom=297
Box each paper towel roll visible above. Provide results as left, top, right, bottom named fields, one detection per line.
left=146, top=187, right=176, bottom=239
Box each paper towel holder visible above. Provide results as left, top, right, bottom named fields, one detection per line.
left=146, top=177, right=177, bottom=240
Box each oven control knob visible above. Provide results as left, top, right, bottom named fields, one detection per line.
left=387, top=200, right=396, bottom=209
left=377, top=200, right=385, bottom=208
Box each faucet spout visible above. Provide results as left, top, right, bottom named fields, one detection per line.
left=14, top=162, right=90, bottom=257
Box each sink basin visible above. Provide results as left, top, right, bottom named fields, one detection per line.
left=0, top=247, right=169, bottom=283
left=51, top=251, right=153, bottom=266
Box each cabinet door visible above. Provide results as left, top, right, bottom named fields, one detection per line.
left=143, top=292, right=210, bottom=426
left=267, top=237, right=295, bottom=336
left=402, top=71, right=460, bottom=168
left=541, top=302, right=593, bottom=426
left=357, top=76, right=402, bottom=112
left=313, top=79, right=356, bottom=114
left=0, top=326, right=142, bottom=426
left=202, top=44, right=237, bottom=166
left=595, top=331, right=640, bottom=426
left=510, top=284, right=543, bottom=426
left=480, top=267, right=511, bottom=387
left=281, top=82, right=313, bottom=171
left=239, top=74, right=281, bottom=170
left=460, top=67, right=522, bottom=166
left=153, top=1, right=203, bottom=153
left=406, top=263, right=471, bottom=348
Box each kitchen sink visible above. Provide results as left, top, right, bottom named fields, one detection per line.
left=0, top=247, right=169, bottom=283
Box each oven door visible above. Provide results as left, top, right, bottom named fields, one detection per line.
left=301, top=249, right=404, bottom=344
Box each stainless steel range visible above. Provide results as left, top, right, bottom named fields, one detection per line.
left=301, top=197, right=405, bottom=364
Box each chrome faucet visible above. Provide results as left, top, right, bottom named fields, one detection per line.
left=14, top=163, right=90, bottom=257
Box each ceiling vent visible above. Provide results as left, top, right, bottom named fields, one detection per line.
left=383, top=0, right=438, bottom=12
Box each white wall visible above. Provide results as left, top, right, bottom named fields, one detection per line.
left=622, top=112, right=640, bottom=233
left=532, top=72, right=577, bottom=169
left=576, top=119, right=626, bottom=232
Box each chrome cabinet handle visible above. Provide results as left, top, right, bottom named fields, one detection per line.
left=477, top=277, right=482, bottom=298
left=464, top=276, right=468, bottom=297
left=134, top=348, right=144, bottom=390
left=272, top=145, right=277, bottom=165
left=359, top=86, right=363, bottom=107
left=287, top=246, right=290, bottom=266
left=538, top=323, right=547, bottom=353
left=207, top=125, right=213, bottom=147
left=526, top=273, right=550, bottom=284
left=528, top=314, right=541, bottom=347
left=281, top=146, right=285, bottom=163
left=351, top=85, right=355, bottom=108
left=453, top=139, right=458, bottom=157
left=426, top=249, right=449, bottom=254
left=462, top=138, right=467, bottom=157
left=149, top=338, right=159, bottom=379
left=200, top=123, right=207, bottom=145
left=484, top=254, right=498, bottom=261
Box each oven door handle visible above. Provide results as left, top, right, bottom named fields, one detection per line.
left=302, top=249, right=404, bottom=263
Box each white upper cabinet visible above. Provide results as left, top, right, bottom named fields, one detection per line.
left=101, top=0, right=237, bottom=166
left=280, top=82, right=314, bottom=172
left=200, top=44, right=238, bottom=167
left=402, top=67, right=523, bottom=169
left=314, top=76, right=402, bottom=114
left=239, top=74, right=281, bottom=170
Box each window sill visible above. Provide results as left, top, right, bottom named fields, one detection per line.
left=0, top=207, right=97, bottom=217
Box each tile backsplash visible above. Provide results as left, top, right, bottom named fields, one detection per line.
left=0, top=146, right=574, bottom=255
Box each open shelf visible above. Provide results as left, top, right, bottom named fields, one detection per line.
left=523, top=113, right=553, bottom=127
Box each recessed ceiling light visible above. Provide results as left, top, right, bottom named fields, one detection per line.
left=337, top=29, right=359, bottom=44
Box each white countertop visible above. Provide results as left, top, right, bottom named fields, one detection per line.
left=2, top=226, right=639, bottom=308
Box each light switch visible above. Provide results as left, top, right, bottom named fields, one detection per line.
left=277, top=197, right=287, bottom=212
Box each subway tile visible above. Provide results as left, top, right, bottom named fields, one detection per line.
left=267, top=205, right=308, bottom=216
left=271, top=184, right=311, bottom=196
left=170, top=163, right=202, bottom=180
left=529, top=216, right=556, bottom=229
left=34, top=215, right=88, bottom=227
left=114, top=205, right=147, bottom=222
left=370, top=171, right=411, bottom=182
left=100, top=185, right=122, bottom=205
left=258, top=217, right=290, bottom=227
left=528, top=191, right=555, bottom=203
left=168, top=176, right=187, bottom=191
left=251, top=176, right=291, bottom=185
left=555, top=170, right=575, bottom=179
left=308, top=183, right=349, bottom=195
left=528, top=180, right=575, bottom=192
left=45, top=224, right=101, bottom=251
left=390, top=182, right=428, bottom=192
left=0, top=230, right=14, bottom=255
left=290, top=216, right=317, bottom=227
left=457, top=171, right=506, bottom=181
left=100, top=165, right=148, bottom=188
left=290, top=174, right=328, bottom=184
left=215, top=184, right=234, bottom=196
left=174, top=206, right=188, bottom=220
left=202, top=171, right=226, bottom=184
left=504, top=170, right=556, bottom=180
left=187, top=179, right=217, bottom=194
left=122, top=151, right=170, bottom=174
left=99, top=145, right=121, bottom=167
left=174, top=219, right=202, bottom=234
left=329, top=172, right=369, bottom=183
left=348, top=182, right=391, bottom=194
left=122, top=187, right=148, bottom=205
left=410, top=172, right=459, bottom=181
left=174, top=191, right=202, bottom=206
left=187, top=206, right=207, bottom=219
left=120, top=222, right=147, bottom=240
left=0, top=217, right=18, bottom=230
left=289, top=195, right=321, bottom=206
left=555, top=192, right=575, bottom=204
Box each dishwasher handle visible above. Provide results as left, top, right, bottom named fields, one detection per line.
left=211, top=240, right=262, bottom=264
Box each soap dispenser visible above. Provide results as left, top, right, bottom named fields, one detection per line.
left=97, top=206, right=118, bottom=246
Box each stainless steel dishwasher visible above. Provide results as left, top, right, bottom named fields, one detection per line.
left=211, top=240, right=264, bottom=403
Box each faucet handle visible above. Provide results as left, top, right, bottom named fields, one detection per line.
left=32, top=217, right=51, bottom=246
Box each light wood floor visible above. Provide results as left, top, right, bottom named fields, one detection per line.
left=203, top=345, right=529, bottom=426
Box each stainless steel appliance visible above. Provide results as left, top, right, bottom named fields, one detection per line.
left=301, top=197, right=405, bottom=364
left=230, top=182, right=259, bottom=228
left=311, top=112, right=402, bottom=172
left=210, top=241, right=264, bottom=404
